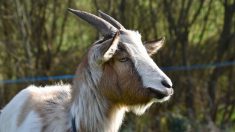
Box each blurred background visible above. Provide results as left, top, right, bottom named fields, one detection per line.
left=0, top=0, right=234, bottom=131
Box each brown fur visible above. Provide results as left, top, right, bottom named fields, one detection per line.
left=99, top=43, right=152, bottom=106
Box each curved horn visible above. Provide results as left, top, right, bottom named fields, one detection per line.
left=68, top=8, right=117, bottom=37
left=98, top=10, right=125, bottom=29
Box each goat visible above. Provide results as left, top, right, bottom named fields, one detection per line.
left=0, top=9, right=174, bottom=132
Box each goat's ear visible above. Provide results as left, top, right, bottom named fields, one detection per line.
left=144, top=37, right=165, bottom=56
left=100, top=32, right=120, bottom=62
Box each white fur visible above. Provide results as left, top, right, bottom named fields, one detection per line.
left=120, top=30, right=172, bottom=95
left=0, top=88, right=31, bottom=132
left=18, top=111, right=42, bottom=132
left=0, top=85, right=71, bottom=132
left=130, top=101, right=154, bottom=115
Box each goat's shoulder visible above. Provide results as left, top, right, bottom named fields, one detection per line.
left=21, top=84, right=72, bottom=104
left=17, top=84, right=72, bottom=129
left=25, top=84, right=72, bottom=112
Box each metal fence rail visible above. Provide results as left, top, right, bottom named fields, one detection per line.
left=0, top=60, right=235, bottom=84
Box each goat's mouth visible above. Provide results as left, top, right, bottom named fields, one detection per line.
left=148, top=87, right=174, bottom=100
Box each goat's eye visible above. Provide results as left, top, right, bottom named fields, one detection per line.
left=119, top=57, right=129, bottom=62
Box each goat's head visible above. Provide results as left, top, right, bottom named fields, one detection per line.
left=69, top=9, right=173, bottom=114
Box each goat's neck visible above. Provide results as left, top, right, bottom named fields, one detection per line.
left=70, top=68, right=126, bottom=132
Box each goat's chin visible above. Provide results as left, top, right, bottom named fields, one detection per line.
left=129, top=101, right=154, bottom=115
left=129, top=96, right=171, bottom=115
left=153, top=95, right=171, bottom=103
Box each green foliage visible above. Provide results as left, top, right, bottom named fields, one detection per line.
left=167, top=114, right=189, bottom=132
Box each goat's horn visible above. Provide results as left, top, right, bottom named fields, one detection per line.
left=98, top=10, right=125, bottom=30
left=68, top=8, right=117, bottom=37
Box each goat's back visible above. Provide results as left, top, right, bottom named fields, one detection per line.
left=0, top=84, right=72, bottom=132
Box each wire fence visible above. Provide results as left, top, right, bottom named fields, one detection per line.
left=0, top=60, right=235, bottom=84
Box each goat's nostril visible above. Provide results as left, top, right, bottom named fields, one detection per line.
left=161, top=80, right=172, bottom=88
